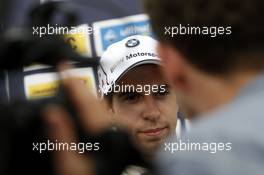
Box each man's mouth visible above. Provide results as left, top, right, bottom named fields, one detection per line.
left=139, top=127, right=168, bottom=137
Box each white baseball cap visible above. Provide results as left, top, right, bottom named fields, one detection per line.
left=98, top=35, right=161, bottom=96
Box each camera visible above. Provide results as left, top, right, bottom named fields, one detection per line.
left=0, top=1, right=150, bottom=175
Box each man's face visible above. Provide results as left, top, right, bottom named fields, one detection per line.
left=156, top=43, right=200, bottom=118
left=110, top=65, right=178, bottom=155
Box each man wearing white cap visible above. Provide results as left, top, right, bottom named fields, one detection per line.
left=98, top=35, right=179, bottom=174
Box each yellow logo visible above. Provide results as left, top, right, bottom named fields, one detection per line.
left=27, top=76, right=94, bottom=100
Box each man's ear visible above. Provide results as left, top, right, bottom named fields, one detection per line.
left=100, top=98, right=116, bottom=125
left=157, top=42, right=190, bottom=92
left=108, top=107, right=115, bottom=118
left=108, top=106, right=117, bottom=127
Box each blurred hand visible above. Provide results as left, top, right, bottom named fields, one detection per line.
left=43, top=63, right=111, bottom=175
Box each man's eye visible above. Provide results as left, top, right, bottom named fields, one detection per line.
left=154, top=89, right=170, bottom=97
left=124, top=93, right=140, bottom=102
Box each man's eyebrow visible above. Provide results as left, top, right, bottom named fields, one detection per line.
left=153, top=84, right=170, bottom=93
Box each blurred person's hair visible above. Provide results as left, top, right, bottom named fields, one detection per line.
left=143, top=0, right=264, bottom=75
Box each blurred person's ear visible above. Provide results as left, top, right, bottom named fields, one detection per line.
left=156, top=42, right=190, bottom=93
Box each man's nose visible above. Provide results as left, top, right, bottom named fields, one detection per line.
left=141, top=96, right=161, bottom=122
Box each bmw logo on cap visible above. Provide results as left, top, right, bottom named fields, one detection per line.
left=125, top=38, right=140, bottom=48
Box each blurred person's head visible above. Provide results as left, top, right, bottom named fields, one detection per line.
left=144, top=0, right=264, bottom=118
left=98, top=35, right=178, bottom=156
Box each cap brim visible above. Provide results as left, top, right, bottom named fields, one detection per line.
left=114, top=59, right=161, bottom=86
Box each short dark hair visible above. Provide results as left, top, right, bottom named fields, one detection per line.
left=143, top=0, right=264, bottom=75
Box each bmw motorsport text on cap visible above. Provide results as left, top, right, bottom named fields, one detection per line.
left=98, top=35, right=161, bottom=96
